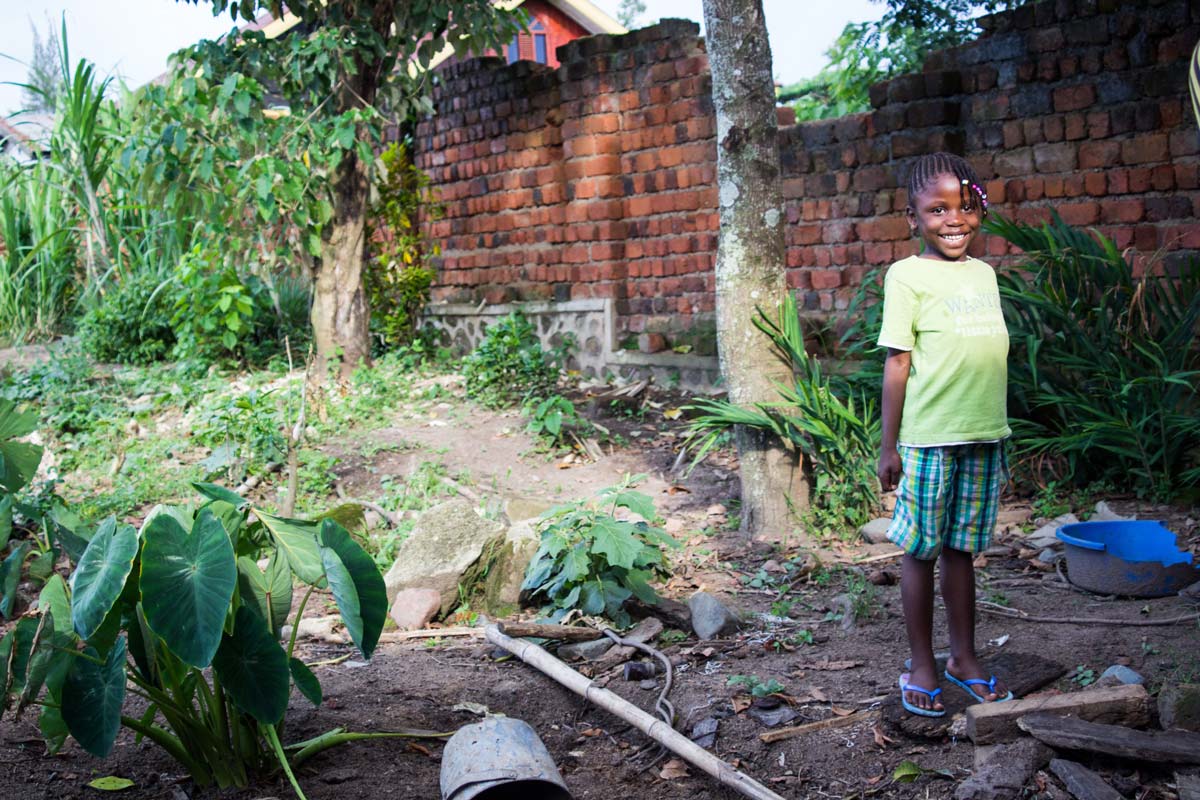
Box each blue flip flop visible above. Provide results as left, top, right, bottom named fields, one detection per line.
left=943, top=671, right=1014, bottom=703
left=899, top=673, right=945, bottom=717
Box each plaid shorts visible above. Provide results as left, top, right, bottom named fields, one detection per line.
left=887, top=442, right=1007, bottom=561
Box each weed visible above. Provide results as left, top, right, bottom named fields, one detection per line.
left=726, top=674, right=786, bottom=698
left=770, top=598, right=797, bottom=617
left=523, top=394, right=591, bottom=450
left=1069, top=665, right=1097, bottom=687
left=658, top=629, right=688, bottom=646
left=461, top=311, right=565, bottom=409
left=844, top=571, right=879, bottom=620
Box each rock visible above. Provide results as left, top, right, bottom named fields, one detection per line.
left=503, top=495, right=555, bottom=523
left=954, top=738, right=1054, bottom=800
left=281, top=615, right=345, bottom=644
left=905, top=651, right=951, bottom=673
left=690, top=717, right=719, bottom=748
left=688, top=592, right=740, bottom=639
left=859, top=517, right=893, bottom=544
left=389, top=587, right=442, bottom=631
left=1093, top=501, right=1134, bottom=522
left=1158, top=684, right=1200, bottom=732
left=1038, top=547, right=1063, bottom=564
left=638, top=332, right=668, bottom=353
left=558, top=637, right=614, bottom=662
left=996, top=508, right=1032, bottom=527
left=479, top=520, right=541, bottom=613
left=747, top=703, right=800, bottom=728
left=1027, top=513, right=1078, bottom=549
left=1099, top=664, right=1145, bottom=685
left=663, top=517, right=686, bottom=535
left=829, top=593, right=856, bottom=630
left=383, top=499, right=505, bottom=616
left=1180, top=580, right=1200, bottom=604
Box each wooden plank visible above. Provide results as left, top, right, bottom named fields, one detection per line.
left=759, top=710, right=879, bottom=744
left=882, top=651, right=1067, bottom=740
left=1019, top=713, right=1200, bottom=764
left=1049, top=759, right=1124, bottom=800
left=497, top=622, right=603, bottom=642
left=966, top=684, right=1151, bottom=744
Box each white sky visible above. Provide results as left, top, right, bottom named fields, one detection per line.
left=0, top=0, right=881, bottom=116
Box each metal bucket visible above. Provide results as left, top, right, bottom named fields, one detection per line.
left=440, top=716, right=574, bottom=800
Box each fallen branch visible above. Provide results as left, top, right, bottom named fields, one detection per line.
left=485, top=624, right=786, bottom=800
left=759, top=709, right=880, bottom=744
left=978, top=601, right=1200, bottom=627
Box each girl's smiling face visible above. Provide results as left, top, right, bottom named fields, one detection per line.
left=906, top=172, right=982, bottom=261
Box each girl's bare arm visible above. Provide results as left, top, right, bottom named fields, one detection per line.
left=878, top=348, right=911, bottom=492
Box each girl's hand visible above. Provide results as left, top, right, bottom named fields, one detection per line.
left=878, top=448, right=902, bottom=493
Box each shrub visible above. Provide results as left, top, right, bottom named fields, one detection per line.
left=987, top=212, right=1200, bottom=498
left=77, top=270, right=176, bottom=365
left=521, top=474, right=679, bottom=627
left=684, top=293, right=881, bottom=537
left=462, top=311, right=564, bottom=408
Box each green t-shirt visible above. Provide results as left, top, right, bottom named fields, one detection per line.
left=877, top=255, right=1011, bottom=447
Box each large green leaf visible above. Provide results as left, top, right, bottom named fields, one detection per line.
left=70, top=518, right=138, bottom=640
left=16, top=612, right=72, bottom=719
left=0, top=399, right=43, bottom=494
left=0, top=541, right=30, bottom=618
left=254, top=510, right=324, bottom=585
left=39, top=696, right=68, bottom=754
left=140, top=509, right=236, bottom=668
left=48, top=506, right=91, bottom=565
left=237, top=551, right=292, bottom=638
left=289, top=657, right=322, bottom=707
left=62, top=636, right=127, bottom=758
left=0, top=494, right=11, bottom=550
left=211, top=605, right=289, bottom=724
left=317, top=520, right=386, bottom=659
left=192, top=481, right=249, bottom=511
left=588, top=518, right=642, bottom=570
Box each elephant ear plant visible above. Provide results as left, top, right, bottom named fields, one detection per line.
left=0, top=482, right=400, bottom=799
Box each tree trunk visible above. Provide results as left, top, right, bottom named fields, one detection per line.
left=311, top=150, right=372, bottom=378
left=701, top=0, right=809, bottom=539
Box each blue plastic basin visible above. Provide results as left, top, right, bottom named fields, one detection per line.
left=1057, top=520, right=1199, bottom=598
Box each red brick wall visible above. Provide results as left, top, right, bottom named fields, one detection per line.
left=413, top=1, right=1200, bottom=343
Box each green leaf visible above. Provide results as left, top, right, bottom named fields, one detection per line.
left=17, top=613, right=73, bottom=719
left=892, top=760, right=923, bottom=783
left=39, top=700, right=68, bottom=755
left=0, top=494, right=11, bottom=549
left=140, top=509, right=236, bottom=668
left=62, top=636, right=127, bottom=758
left=318, top=520, right=386, bottom=659
left=588, top=518, right=642, bottom=570
left=237, top=551, right=292, bottom=638
left=561, top=543, right=590, bottom=581
left=609, top=489, right=657, bottom=522
left=87, top=777, right=135, bottom=791
left=254, top=510, right=324, bottom=585
left=211, top=605, right=289, bottom=724
left=70, top=518, right=138, bottom=640
left=289, top=656, right=322, bottom=707
left=233, top=90, right=251, bottom=117
left=578, top=582, right=605, bottom=615
left=0, top=541, right=30, bottom=618
left=38, top=574, right=71, bottom=632
left=0, top=399, right=43, bottom=494
left=49, top=506, right=92, bottom=565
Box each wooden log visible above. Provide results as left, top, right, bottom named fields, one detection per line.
left=1049, top=759, right=1123, bottom=800
left=497, top=622, right=603, bottom=642
left=758, top=710, right=879, bottom=744
left=966, top=684, right=1152, bottom=744
left=883, top=651, right=1068, bottom=740
left=1018, top=713, right=1200, bottom=764
left=955, top=739, right=1054, bottom=800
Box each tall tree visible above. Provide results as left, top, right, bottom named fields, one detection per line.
left=701, top=0, right=809, bottom=538
left=179, top=1, right=523, bottom=376
left=617, top=0, right=647, bottom=29
left=22, top=17, right=61, bottom=114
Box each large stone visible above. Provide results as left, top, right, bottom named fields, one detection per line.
left=383, top=499, right=505, bottom=616
left=1092, top=501, right=1134, bottom=522
left=1159, top=684, right=1200, bottom=732
left=558, top=638, right=614, bottom=662
left=480, top=520, right=542, bottom=614
left=503, top=495, right=555, bottom=523
left=954, top=738, right=1054, bottom=800
left=1098, top=664, right=1145, bottom=685
left=1027, top=513, right=1077, bottom=549
left=389, top=588, right=442, bottom=631
left=688, top=592, right=740, bottom=640
left=859, top=517, right=893, bottom=544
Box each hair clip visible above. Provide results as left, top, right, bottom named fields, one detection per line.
left=966, top=180, right=989, bottom=209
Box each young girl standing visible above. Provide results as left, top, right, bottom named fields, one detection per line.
left=876, top=152, right=1014, bottom=717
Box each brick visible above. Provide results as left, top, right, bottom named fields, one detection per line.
left=1064, top=113, right=1087, bottom=140
left=1053, top=84, right=1096, bottom=112
left=1058, top=201, right=1101, bottom=226
left=1101, top=199, right=1145, bottom=223
left=856, top=216, right=911, bottom=242
left=1034, top=142, right=1078, bottom=173
left=1170, top=129, right=1200, bottom=157
left=810, top=269, right=843, bottom=290
left=1028, top=26, right=1064, bottom=52
left=1043, top=116, right=1065, bottom=142
left=1079, top=140, right=1120, bottom=169
left=995, top=148, right=1035, bottom=177
left=1084, top=172, right=1108, bottom=196
left=1121, top=134, right=1168, bottom=164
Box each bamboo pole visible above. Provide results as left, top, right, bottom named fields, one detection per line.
left=485, top=624, right=787, bottom=800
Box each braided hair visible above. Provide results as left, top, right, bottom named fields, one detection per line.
left=906, top=152, right=989, bottom=218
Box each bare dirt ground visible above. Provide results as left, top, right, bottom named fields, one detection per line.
left=2, top=377, right=1198, bottom=800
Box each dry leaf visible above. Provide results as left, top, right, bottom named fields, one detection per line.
left=872, top=724, right=895, bottom=748
left=700, top=647, right=715, bottom=658
left=580, top=728, right=602, bottom=737
left=406, top=743, right=432, bottom=757
left=663, top=408, right=684, bottom=420
left=973, top=555, right=988, bottom=568
left=660, top=759, right=690, bottom=780
left=795, top=660, right=862, bottom=671
left=667, top=484, right=691, bottom=494
left=1018, top=548, right=1038, bottom=559
left=732, top=694, right=753, bottom=714
left=867, top=774, right=884, bottom=785
left=810, top=687, right=829, bottom=703
left=830, top=706, right=855, bottom=717
left=1029, top=559, right=1055, bottom=572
